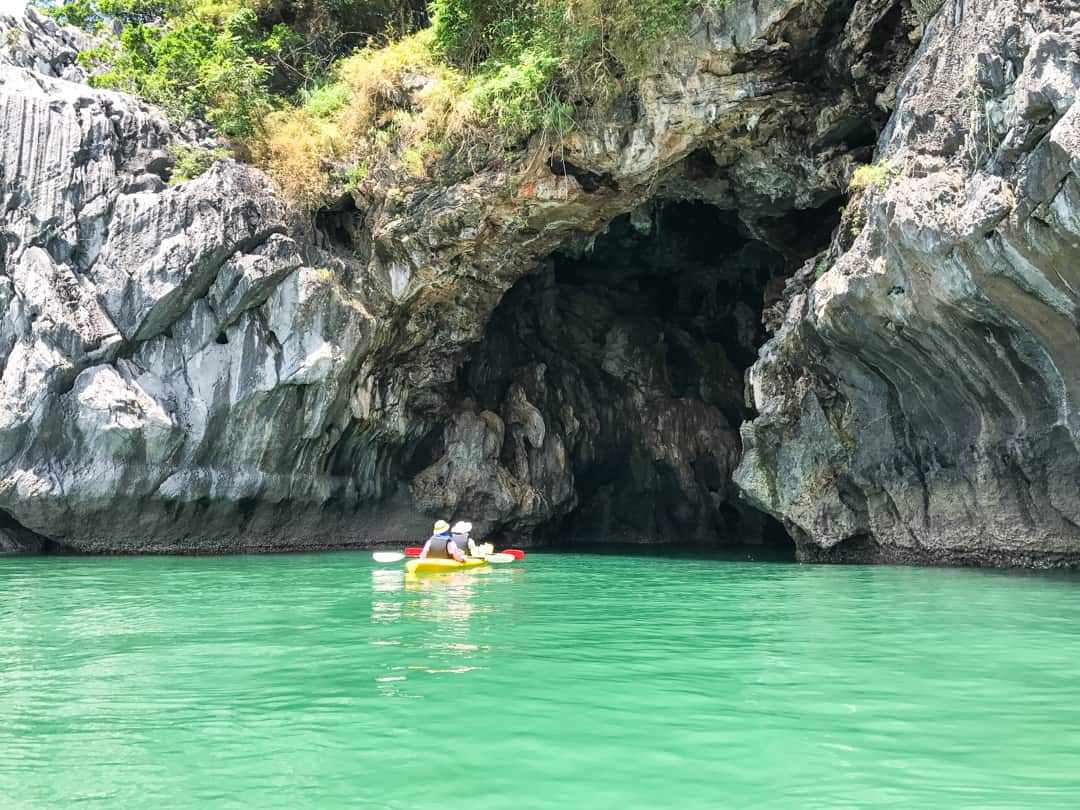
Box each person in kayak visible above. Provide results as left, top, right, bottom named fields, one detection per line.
left=418, top=519, right=467, bottom=562
left=451, top=521, right=476, bottom=557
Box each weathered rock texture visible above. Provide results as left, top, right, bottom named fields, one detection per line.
left=736, top=0, right=1080, bottom=566
left=0, top=1, right=916, bottom=552
left=0, top=9, right=375, bottom=550
left=2, top=1, right=1078, bottom=566
left=444, top=203, right=792, bottom=546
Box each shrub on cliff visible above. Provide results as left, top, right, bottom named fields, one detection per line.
left=251, top=28, right=488, bottom=205
left=429, top=0, right=700, bottom=135
left=37, top=0, right=714, bottom=205
left=431, top=0, right=697, bottom=85
left=37, top=0, right=425, bottom=137
left=253, top=0, right=708, bottom=207
left=77, top=9, right=272, bottom=137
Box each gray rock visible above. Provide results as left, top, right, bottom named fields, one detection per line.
left=0, top=1, right=925, bottom=552
left=4, top=1, right=1078, bottom=568
left=0, top=12, right=384, bottom=550
left=0, top=7, right=91, bottom=80
left=735, top=0, right=1080, bottom=566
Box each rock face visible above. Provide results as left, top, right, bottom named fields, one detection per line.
left=736, top=0, right=1080, bottom=566
left=2, top=1, right=1078, bottom=566
left=0, top=1, right=915, bottom=552
left=0, top=9, right=377, bottom=550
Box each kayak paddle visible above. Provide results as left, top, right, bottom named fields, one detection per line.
left=485, top=553, right=515, bottom=563
left=372, top=551, right=405, bottom=563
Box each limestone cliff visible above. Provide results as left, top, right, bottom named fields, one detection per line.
left=736, top=0, right=1080, bottom=566
left=1, top=1, right=1078, bottom=566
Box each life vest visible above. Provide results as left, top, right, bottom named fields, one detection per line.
left=426, top=532, right=453, bottom=558
left=452, top=532, right=472, bottom=557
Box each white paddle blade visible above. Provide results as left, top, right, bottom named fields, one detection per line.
left=373, top=551, right=405, bottom=563
left=485, top=553, right=515, bottom=563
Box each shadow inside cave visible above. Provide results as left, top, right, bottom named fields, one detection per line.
left=451, top=199, right=840, bottom=553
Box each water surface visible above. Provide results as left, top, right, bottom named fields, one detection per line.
left=2, top=552, right=1079, bottom=808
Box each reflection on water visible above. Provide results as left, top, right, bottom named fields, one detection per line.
left=370, top=566, right=525, bottom=698
left=370, top=570, right=405, bottom=628
left=3, top=553, right=1080, bottom=809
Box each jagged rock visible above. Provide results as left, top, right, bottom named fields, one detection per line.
left=0, top=7, right=91, bottom=81
left=5, top=0, right=1079, bottom=567
left=735, top=0, right=1080, bottom=566
left=0, top=12, right=385, bottom=550
left=0, top=1, right=924, bottom=552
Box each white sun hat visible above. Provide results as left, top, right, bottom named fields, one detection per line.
left=451, top=521, right=473, bottom=534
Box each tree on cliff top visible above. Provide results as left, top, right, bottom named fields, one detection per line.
left=36, top=0, right=427, bottom=136
left=35, top=0, right=713, bottom=201
left=254, top=0, right=709, bottom=205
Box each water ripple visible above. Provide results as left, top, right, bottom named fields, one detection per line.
left=2, top=553, right=1080, bottom=808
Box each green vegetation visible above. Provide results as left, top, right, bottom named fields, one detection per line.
left=169, top=144, right=228, bottom=183
left=341, top=162, right=369, bottom=192
left=38, top=0, right=719, bottom=206
left=847, top=203, right=867, bottom=239
left=814, top=256, right=829, bottom=280
left=38, top=0, right=425, bottom=138
left=848, top=160, right=898, bottom=192
left=300, top=80, right=351, bottom=119
left=257, top=1, right=713, bottom=205
left=430, top=0, right=706, bottom=138
left=77, top=9, right=271, bottom=137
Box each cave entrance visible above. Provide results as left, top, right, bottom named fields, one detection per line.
left=0, top=508, right=63, bottom=553
left=458, top=199, right=837, bottom=552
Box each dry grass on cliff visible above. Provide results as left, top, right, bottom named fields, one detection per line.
left=249, top=30, right=486, bottom=209
left=248, top=2, right=705, bottom=209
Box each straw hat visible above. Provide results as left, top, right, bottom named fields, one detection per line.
left=433, top=519, right=450, bottom=534
left=451, top=521, right=472, bottom=534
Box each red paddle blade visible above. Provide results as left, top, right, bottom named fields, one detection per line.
left=405, top=547, right=423, bottom=557
left=500, top=549, right=525, bottom=560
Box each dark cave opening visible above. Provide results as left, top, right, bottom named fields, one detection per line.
left=0, top=508, right=62, bottom=553
left=456, top=199, right=839, bottom=552
left=314, top=201, right=365, bottom=257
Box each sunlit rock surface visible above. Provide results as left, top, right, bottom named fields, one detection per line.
left=736, top=0, right=1080, bottom=565
left=3, top=1, right=1078, bottom=566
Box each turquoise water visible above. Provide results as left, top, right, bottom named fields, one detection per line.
left=2, top=552, right=1080, bottom=808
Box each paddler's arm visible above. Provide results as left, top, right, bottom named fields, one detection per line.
left=448, top=540, right=466, bottom=562
left=418, top=538, right=432, bottom=559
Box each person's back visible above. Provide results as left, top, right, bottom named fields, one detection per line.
left=419, top=520, right=465, bottom=561
left=450, top=521, right=475, bottom=558
left=424, top=533, right=454, bottom=559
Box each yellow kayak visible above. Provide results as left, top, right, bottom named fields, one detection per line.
left=405, top=557, right=488, bottom=574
